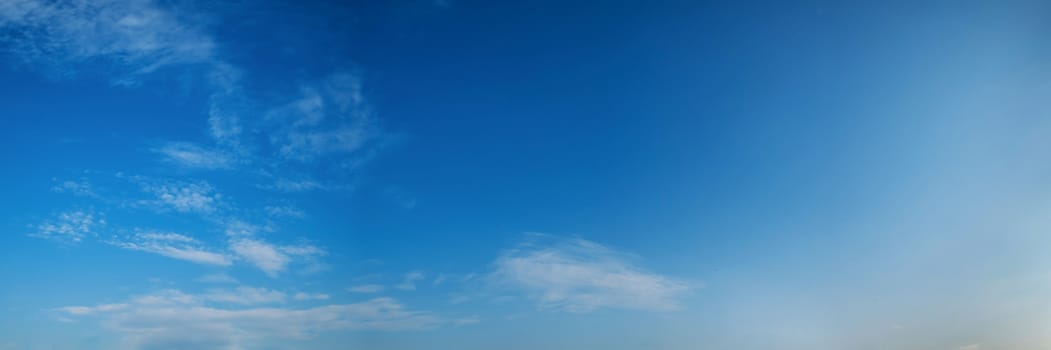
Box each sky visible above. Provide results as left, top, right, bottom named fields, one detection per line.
left=1, top=0, right=1050, bottom=349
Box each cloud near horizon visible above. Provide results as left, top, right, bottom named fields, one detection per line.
left=59, top=289, right=444, bottom=349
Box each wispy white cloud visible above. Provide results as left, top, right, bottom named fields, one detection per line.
left=264, top=205, right=306, bottom=219
left=293, top=292, right=330, bottom=301
left=205, top=63, right=247, bottom=147
left=109, top=231, right=232, bottom=266
left=151, top=71, right=386, bottom=191
left=280, top=243, right=326, bottom=257
left=490, top=234, right=691, bottom=313
left=0, top=0, right=255, bottom=171
left=433, top=273, right=448, bottom=285
left=229, top=238, right=324, bottom=277
left=139, top=180, right=221, bottom=214
left=431, top=273, right=474, bottom=286
left=61, top=303, right=129, bottom=316
left=59, top=289, right=443, bottom=348
left=215, top=219, right=325, bottom=276
left=452, top=316, right=479, bottom=326
left=203, top=287, right=286, bottom=305
left=196, top=273, right=238, bottom=284
left=0, top=0, right=215, bottom=78
left=30, top=210, right=103, bottom=243
left=348, top=284, right=385, bottom=294
left=3, top=0, right=389, bottom=188
left=50, top=178, right=95, bottom=197
left=263, top=177, right=326, bottom=192
left=396, top=271, right=426, bottom=291
left=222, top=219, right=264, bottom=237
left=230, top=238, right=288, bottom=277
left=267, top=73, right=380, bottom=162
left=155, top=142, right=234, bottom=170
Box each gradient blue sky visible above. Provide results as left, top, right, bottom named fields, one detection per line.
left=2, top=0, right=1051, bottom=349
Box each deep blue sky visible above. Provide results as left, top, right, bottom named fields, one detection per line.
left=2, top=0, right=1051, bottom=349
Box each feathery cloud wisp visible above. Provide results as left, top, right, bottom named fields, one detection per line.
left=229, top=238, right=324, bottom=277
left=50, top=178, right=95, bottom=197
left=348, top=284, right=385, bottom=294
left=110, top=231, right=232, bottom=266
left=155, top=142, right=234, bottom=170
left=293, top=292, right=330, bottom=301
left=490, top=234, right=691, bottom=313
left=0, top=0, right=216, bottom=77
left=196, top=273, right=238, bottom=284
left=59, top=289, right=443, bottom=348
left=137, top=179, right=221, bottom=214
left=396, top=271, right=426, bottom=291
left=203, top=287, right=286, bottom=305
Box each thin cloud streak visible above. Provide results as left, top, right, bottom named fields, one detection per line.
left=396, top=271, right=426, bottom=291
left=0, top=0, right=216, bottom=77
left=109, top=231, right=232, bottom=266
left=348, top=284, right=385, bottom=294
left=490, top=234, right=692, bottom=313
left=59, top=289, right=445, bottom=349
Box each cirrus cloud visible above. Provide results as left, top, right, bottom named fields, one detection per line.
left=58, top=289, right=444, bottom=349
left=29, top=210, right=104, bottom=243
left=490, top=234, right=692, bottom=313
left=109, top=231, right=232, bottom=266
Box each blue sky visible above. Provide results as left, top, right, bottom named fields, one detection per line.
left=1, top=0, right=1051, bottom=349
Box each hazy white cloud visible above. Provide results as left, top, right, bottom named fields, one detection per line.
left=203, top=287, right=286, bottom=305
left=396, top=271, right=426, bottom=291
left=0, top=0, right=215, bottom=77
left=0, top=1, right=382, bottom=178
left=264, top=205, right=306, bottom=219
left=30, top=210, right=103, bottom=243
left=196, top=273, right=238, bottom=284
left=280, top=243, right=325, bottom=257
left=448, top=295, right=470, bottom=304
left=2, top=0, right=387, bottom=186
left=61, top=303, right=128, bottom=316
left=110, top=231, right=232, bottom=266
left=267, top=73, right=379, bottom=162
left=293, top=292, right=330, bottom=301
left=452, top=317, right=479, bottom=326
left=205, top=65, right=246, bottom=147
left=490, top=234, right=691, bottom=313
left=129, top=289, right=197, bottom=306
left=460, top=273, right=478, bottom=282
left=959, top=344, right=982, bottom=350
left=0, top=0, right=250, bottom=169
left=137, top=232, right=196, bottom=243
left=348, top=284, right=385, bottom=294
left=230, top=238, right=288, bottom=277
left=222, top=219, right=263, bottom=237
left=264, top=178, right=326, bottom=192
left=433, top=274, right=448, bottom=285
left=138, top=179, right=221, bottom=214
left=155, top=142, right=234, bottom=170
left=59, top=289, right=443, bottom=349
left=229, top=238, right=323, bottom=277
left=50, top=178, right=95, bottom=197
